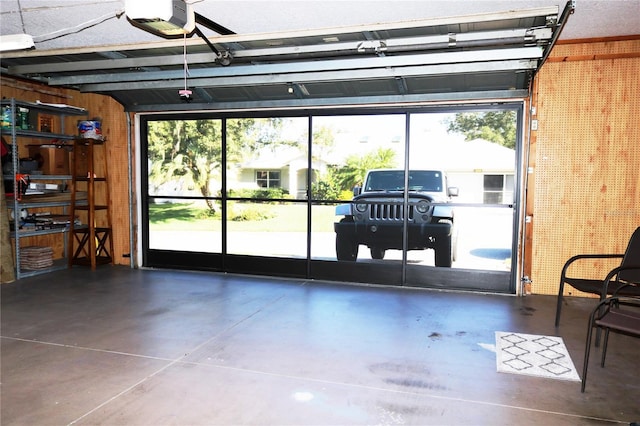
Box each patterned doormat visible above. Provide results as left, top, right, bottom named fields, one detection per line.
left=495, top=332, right=581, bottom=382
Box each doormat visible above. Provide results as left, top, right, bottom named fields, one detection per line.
left=495, top=332, right=580, bottom=382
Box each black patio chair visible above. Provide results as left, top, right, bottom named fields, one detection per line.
left=581, top=294, right=640, bottom=392
left=555, top=227, right=640, bottom=327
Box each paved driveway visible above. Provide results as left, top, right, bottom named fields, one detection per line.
left=149, top=207, right=514, bottom=271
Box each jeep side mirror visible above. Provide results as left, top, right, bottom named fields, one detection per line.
left=353, top=186, right=362, bottom=196
left=448, top=187, right=459, bottom=197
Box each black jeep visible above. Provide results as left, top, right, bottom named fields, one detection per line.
left=334, top=169, right=458, bottom=266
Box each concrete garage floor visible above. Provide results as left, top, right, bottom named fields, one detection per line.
left=1, top=266, right=638, bottom=425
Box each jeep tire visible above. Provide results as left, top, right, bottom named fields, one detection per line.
left=370, top=247, right=386, bottom=260
left=336, top=234, right=358, bottom=261
left=434, top=236, right=453, bottom=267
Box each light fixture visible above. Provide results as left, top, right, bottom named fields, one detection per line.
left=0, top=34, right=35, bottom=52
left=125, top=0, right=196, bottom=38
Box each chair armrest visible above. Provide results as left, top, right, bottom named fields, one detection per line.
left=591, top=295, right=640, bottom=318
left=611, top=282, right=640, bottom=298
left=561, top=253, right=624, bottom=281
left=604, top=265, right=640, bottom=297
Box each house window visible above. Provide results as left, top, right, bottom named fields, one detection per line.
left=256, top=170, right=281, bottom=188
left=483, top=174, right=504, bottom=204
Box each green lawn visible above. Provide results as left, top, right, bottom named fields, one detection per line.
left=149, top=202, right=338, bottom=232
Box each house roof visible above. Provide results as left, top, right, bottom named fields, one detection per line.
left=241, top=146, right=303, bottom=169
left=242, top=136, right=514, bottom=173
left=413, top=138, right=516, bottom=172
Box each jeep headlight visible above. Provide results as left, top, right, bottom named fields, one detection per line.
left=355, top=203, right=368, bottom=212
left=416, top=200, right=430, bottom=214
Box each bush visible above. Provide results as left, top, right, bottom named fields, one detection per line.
left=228, top=187, right=290, bottom=200
left=195, top=208, right=217, bottom=219
left=339, top=189, right=355, bottom=200
left=228, top=203, right=275, bottom=221
left=312, top=179, right=341, bottom=200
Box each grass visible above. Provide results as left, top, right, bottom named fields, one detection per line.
left=149, top=202, right=337, bottom=232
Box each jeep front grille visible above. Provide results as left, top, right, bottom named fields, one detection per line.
left=369, top=203, right=414, bottom=221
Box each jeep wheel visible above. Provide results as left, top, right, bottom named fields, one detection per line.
left=434, top=237, right=453, bottom=267
left=336, top=234, right=358, bottom=261
left=451, top=226, right=458, bottom=262
left=370, top=247, right=385, bottom=260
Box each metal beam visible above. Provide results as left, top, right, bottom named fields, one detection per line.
left=7, top=27, right=552, bottom=76
left=47, top=47, right=542, bottom=86
left=123, top=89, right=530, bottom=112
left=79, top=59, right=537, bottom=93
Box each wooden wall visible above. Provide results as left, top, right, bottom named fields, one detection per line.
left=1, top=78, right=133, bottom=267
left=528, top=37, right=640, bottom=296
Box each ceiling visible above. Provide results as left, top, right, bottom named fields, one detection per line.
left=1, top=1, right=639, bottom=112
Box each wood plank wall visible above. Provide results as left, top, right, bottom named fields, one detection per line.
left=529, top=37, right=640, bottom=296
left=1, top=78, right=133, bottom=267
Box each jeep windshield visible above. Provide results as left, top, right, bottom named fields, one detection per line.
left=364, top=170, right=443, bottom=192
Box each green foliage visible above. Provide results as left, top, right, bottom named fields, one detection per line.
left=333, top=147, right=397, bottom=191
left=310, top=170, right=356, bottom=201
left=226, top=118, right=295, bottom=155
left=227, top=187, right=290, bottom=200
left=148, top=202, right=202, bottom=224
left=308, top=147, right=399, bottom=199
left=227, top=202, right=275, bottom=221
left=148, top=119, right=246, bottom=213
left=311, top=125, right=336, bottom=158
left=311, top=179, right=341, bottom=200
left=339, top=189, right=355, bottom=200
left=195, top=207, right=218, bottom=219
left=147, top=118, right=298, bottom=213
left=445, top=111, right=517, bottom=149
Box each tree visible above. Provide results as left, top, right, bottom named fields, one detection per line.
left=334, top=147, right=397, bottom=191
left=148, top=117, right=297, bottom=213
left=229, top=117, right=290, bottom=153
left=311, top=125, right=336, bottom=161
left=445, top=111, right=516, bottom=149
left=306, top=125, right=345, bottom=200
left=148, top=118, right=257, bottom=213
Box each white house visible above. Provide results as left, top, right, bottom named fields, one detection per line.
left=411, top=138, right=516, bottom=204
left=237, top=138, right=515, bottom=203
left=237, top=146, right=327, bottom=199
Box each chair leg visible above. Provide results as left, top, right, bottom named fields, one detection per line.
left=600, top=329, right=610, bottom=367
left=594, top=294, right=611, bottom=347
left=555, top=280, right=565, bottom=327
left=582, top=323, right=595, bottom=392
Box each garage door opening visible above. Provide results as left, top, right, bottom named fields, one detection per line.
left=143, top=103, right=521, bottom=293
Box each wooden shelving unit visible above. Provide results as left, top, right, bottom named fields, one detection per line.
left=68, top=138, right=114, bottom=270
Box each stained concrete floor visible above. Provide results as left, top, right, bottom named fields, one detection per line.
left=1, top=266, right=638, bottom=425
